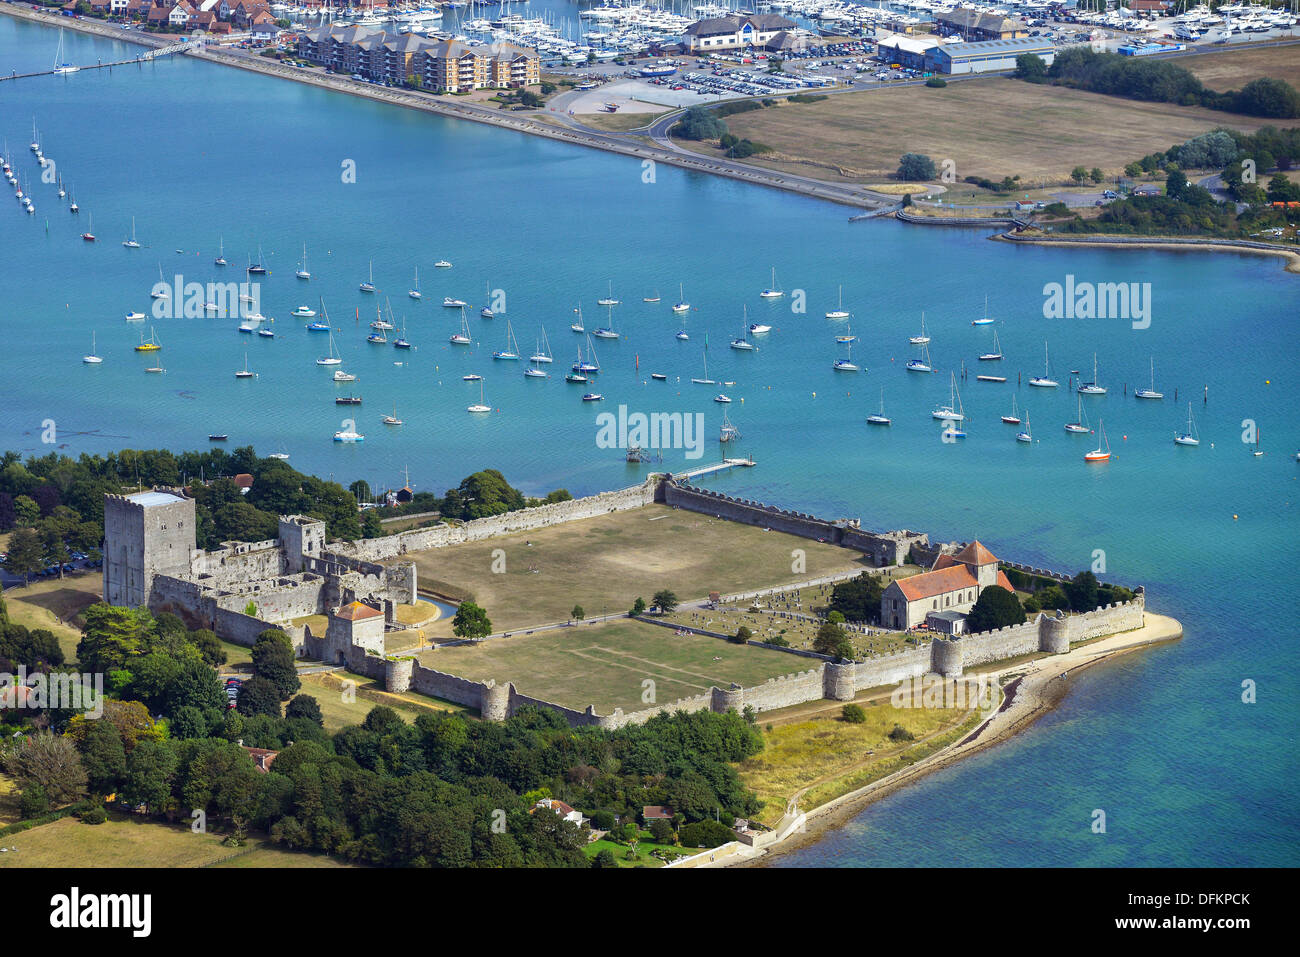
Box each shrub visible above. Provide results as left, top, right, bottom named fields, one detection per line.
left=841, top=704, right=867, bottom=724
left=733, top=625, right=752, bottom=644
left=679, top=819, right=735, bottom=848
left=888, top=724, right=915, bottom=743
left=79, top=805, right=108, bottom=825
left=19, top=785, right=49, bottom=819
left=925, top=76, right=946, bottom=88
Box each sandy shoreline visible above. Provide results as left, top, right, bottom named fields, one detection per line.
left=719, top=612, right=1184, bottom=867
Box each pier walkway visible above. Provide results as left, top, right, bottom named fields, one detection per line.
left=0, top=37, right=199, bottom=83
left=675, top=458, right=755, bottom=481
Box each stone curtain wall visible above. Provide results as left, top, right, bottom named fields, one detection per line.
left=334, top=478, right=662, bottom=563
left=190, top=538, right=286, bottom=585
left=663, top=481, right=926, bottom=566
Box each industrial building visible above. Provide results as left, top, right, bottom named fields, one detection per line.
left=925, top=37, right=1055, bottom=75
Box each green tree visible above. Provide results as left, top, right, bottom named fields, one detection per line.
left=286, top=694, right=324, bottom=726
left=571, top=604, right=584, bottom=621
left=4, top=526, right=44, bottom=583
left=651, top=590, right=679, bottom=615
left=1064, top=570, right=1101, bottom=612
left=629, top=597, right=647, bottom=617
left=252, top=629, right=299, bottom=699
left=1089, top=167, right=1104, bottom=184
left=965, top=585, right=1026, bottom=633
left=235, top=675, right=283, bottom=718
left=592, top=848, right=618, bottom=868
left=841, top=704, right=867, bottom=723
left=649, top=817, right=676, bottom=844
left=733, top=625, right=752, bottom=644
left=74, top=720, right=127, bottom=796
left=12, top=495, right=40, bottom=527
left=1014, top=53, right=1047, bottom=81
left=829, top=572, right=883, bottom=623
left=77, top=604, right=155, bottom=675
left=452, top=601, right=493, bottom=640
left=813, top=621, right=854, bottom=660
left=897, top=153, right=937, bottom=181
left=1071, top=166, right=1089, bottom=184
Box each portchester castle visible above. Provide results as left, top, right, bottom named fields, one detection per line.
left=102, top=474, right=1145, bottom=729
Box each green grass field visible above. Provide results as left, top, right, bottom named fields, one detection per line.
left=0, top=572, right=101, bottom=664
left=420, top=618, right=811, bottom=714
left=298, top=670, right=465, bottom=731
left=394, top=503, right=870, bottom=631
left=582, top=830, right=687, bottom=868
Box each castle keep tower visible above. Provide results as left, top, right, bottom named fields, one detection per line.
left=102, top=490, right=196, bottom=608
left=278, top=515, right=327, bottom=573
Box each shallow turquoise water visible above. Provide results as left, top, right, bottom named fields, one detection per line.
left=2, top=17, right=1297, bottom=866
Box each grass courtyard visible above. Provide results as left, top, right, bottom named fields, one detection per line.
left=418, top=618, right=811, bottom=715
left=393, top=503, right=870, bottom=632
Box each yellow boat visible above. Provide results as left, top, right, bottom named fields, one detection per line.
left=135, top=328, right=161, bottom=352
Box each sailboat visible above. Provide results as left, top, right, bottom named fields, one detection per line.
left=450, top=308, right=472, bottom=345
left=834, top=318, right=857, bottom=344
left=1001, top=395, right=1021, bottom=425
left=760, top=267, right=784, bottom=299
left=1078, top=353, right=1106, bottom=394
left=493, top=320, right=522, bottom=359
left=69, top=189, right=79, bottom=213
left=1084, top=420, right=1112, bottom=462
left=1016, top=412, right=1033, bottom=443
left=1135, top=358, right=1163, bottom=399
left=906, top=342, right=932, bottom=373
left=572, top=335, right=600, bottom=375
left=317, top=327, right=343, bottom=366
left=592, top=305, right=619, bottom=339
left=866, top=390, right=891, bottom=426
left=1065, top=394, right=1091, bottom=433
left=53, top=30, right=79, bottom=74
left=151, top=262, right=168, bottom=299
left=978, top=330, right=1003, bottom=361
left=408, top=267, right=422, bottom=300
left=235, top=352, right=255, bottom=379
left=359, top=260, right=376, bottom=294
left=80, top=211, right=96, bottom=242
left=1029, top=341, right=1059, bottom=388
left=643, top=290, right=660, bottom=303
left=833, top=341, right=859, bottom=372
left=564, top=349, right=588, bottom=383
left=1173, top=403, right=1200, bottom=446
left=393, top=313, right=412, bottom=349
left=383, top=403, right=403, bottom=426
left=247, top=246, right=268, bottom=275
left=296, top=245, right=311, bottom=280
left=672, top=283, right=690, bottom=314
left=931, top=372, right=965, bottom=420
left=467, top=379, right=491, bottom=413
left=529, top=326, right=554, bottom=365
left=56, top=174, right=65, bottom=198
left=122, top=217, right=141, bottom=249
left=972, top=295, right=995, bottom=325
left=570, top=304, right=585, bottom=334
left=730, top=306, right=755, bottom=351
left=826, top=285, right=850, bottom=320
left=691, top=349, right=715, bottom=385
left=481, top=282, right=496, bottom=317
left=909, top=314, right=930, bottom=345
left=719, top=410, right=741, bottom=442
left=134, top=327, right=161, bottom=352
left=214, top=235, right=228, bottom=267
left=597, top=280, right=620, bottom=307
left=82, top=332, right=102, bottom=364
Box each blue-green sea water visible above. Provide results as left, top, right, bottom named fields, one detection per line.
left=2, top=16, right=1297, bottom=866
